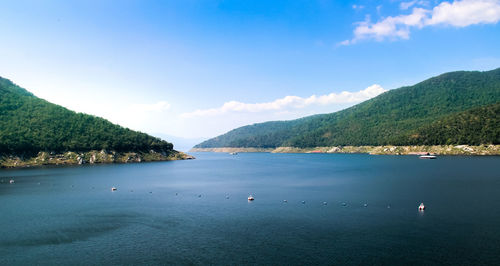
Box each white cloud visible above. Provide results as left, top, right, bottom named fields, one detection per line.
left=181, top=85, right=386, bottom=118
left=131, top=101, right=171, bottom=112
left=400, top=1, right=429, bottom=10
left=426, top=0, right=500, bottom=26
left=342, top=0, right=500, bottom=44
left=400, top=1, right=418, bottom=10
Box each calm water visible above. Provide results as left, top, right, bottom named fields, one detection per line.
left=1, top=153, right=500, bottom=265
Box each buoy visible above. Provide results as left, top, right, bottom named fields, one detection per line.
left=198, top=194, right=202, bottom=198
left=341, top=202, right=347, bottom=207
left=323, top=202, right=328, bottom=205
left=363, top=203, right=368, bottom=207
left=418, top=203, right=425, bottom=211
left=283, top=200, right=288, bottom=203
left=301, top=201, right=306, bottom=204
left=226, top=195, right=230, bottom=199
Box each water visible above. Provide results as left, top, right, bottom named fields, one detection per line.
left=1, top=153, right=499, bottom=265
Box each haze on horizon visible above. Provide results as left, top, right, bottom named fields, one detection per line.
left=1, top=0, right=499, bottom=140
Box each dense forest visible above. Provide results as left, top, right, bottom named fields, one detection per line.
left=196, top=68, right=500, bottom=148
left=0, top=77, right=174, bottom=154
left=406, top=102, right=500, bottom=145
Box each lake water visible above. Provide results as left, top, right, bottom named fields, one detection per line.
left=1, top=153, right=500, bottom=265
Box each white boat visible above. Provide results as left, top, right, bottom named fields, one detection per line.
left=248, top=195, right=254, bottom=201
left=418, top=203, right=425, bottom=211
left=111, top=187, right=117, bottom=191
left=9, top=179, right=14, bottom=184
left=419, top=152, right=436, bottom=159
left=229, top=152, right=238, bottom=155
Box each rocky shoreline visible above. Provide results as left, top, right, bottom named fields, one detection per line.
left=0, top=149, right=195, bottom=168
left=190, top=145, right=500, bottom=155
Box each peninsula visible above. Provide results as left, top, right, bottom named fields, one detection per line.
left=0, top=77, right=193, bottom=168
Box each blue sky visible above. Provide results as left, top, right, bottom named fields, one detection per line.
left=1, top=0, right=500, bottom=142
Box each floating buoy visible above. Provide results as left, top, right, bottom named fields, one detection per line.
left=363, top=203, right=368, bottom=207
left=301, top=201, right=306, bottom=204
left=418, top=203, right=425, bottom=211
left=341, top=202, right=347, bottom=207
left=198, top=194, right=202, bottom=198
left=323, top=202, right=328, bottom=205
left=283, top=200, right=288, bottom=203
left=226, top=195, right=230, bottom=199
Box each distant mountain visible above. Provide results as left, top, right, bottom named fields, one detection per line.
left=0, top=77, right=175, bottom=155
left=195, top=68, right=500, bottom=148
left=152, top=134, right=207, bottom=152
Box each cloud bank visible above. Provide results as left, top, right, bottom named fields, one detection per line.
left=181, top=84, right=386, bottom=118
left=341, top=0, right=500, bottom=45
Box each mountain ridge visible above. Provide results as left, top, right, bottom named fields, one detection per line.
left=0, top=76, right=191, bottom=167
left=195, top=68, right=500, bottom=149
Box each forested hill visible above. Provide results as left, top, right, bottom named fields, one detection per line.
left=0, top=77, right=174, bottom=154
left=195, top=68, right=500, bottom=148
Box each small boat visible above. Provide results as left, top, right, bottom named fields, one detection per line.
left=418, top=203, right=425, bottom=211
left=9, top=179, right=14, bottom=184
left=419, top=153, right=436, bottom=159
left=363, top=203, right=368, bottom=207
left=229, top=152, right=238, bottom=155
left=248, top=195, right=254, bottom=201
left=283, top=200, right=288, bottom=203
left=111, top=187, right=117, bottom=191
left=323, top=201, right=328, bottom=205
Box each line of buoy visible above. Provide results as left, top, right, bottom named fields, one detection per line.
left=101, top=189, right=425, bottom=211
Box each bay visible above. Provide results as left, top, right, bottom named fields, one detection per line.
left=1, top=153, right=499, bottom=265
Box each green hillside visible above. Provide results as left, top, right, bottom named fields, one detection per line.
left=195, top=68, right=500, bottom=148
left=407, top=102, right=500, bottom=145
left=0, top=77, right=174, bottom=155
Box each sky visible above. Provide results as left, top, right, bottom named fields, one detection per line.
left=1, top=0, right=500, bottom=143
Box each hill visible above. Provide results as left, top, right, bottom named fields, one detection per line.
left=0, top=77, right=189, bottom=167
left=195, top=68, right=500, bottom=149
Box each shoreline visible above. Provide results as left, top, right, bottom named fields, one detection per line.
left=190, top=145, right=500, bottom=155
left=0, top=150, right=195, bottom=169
